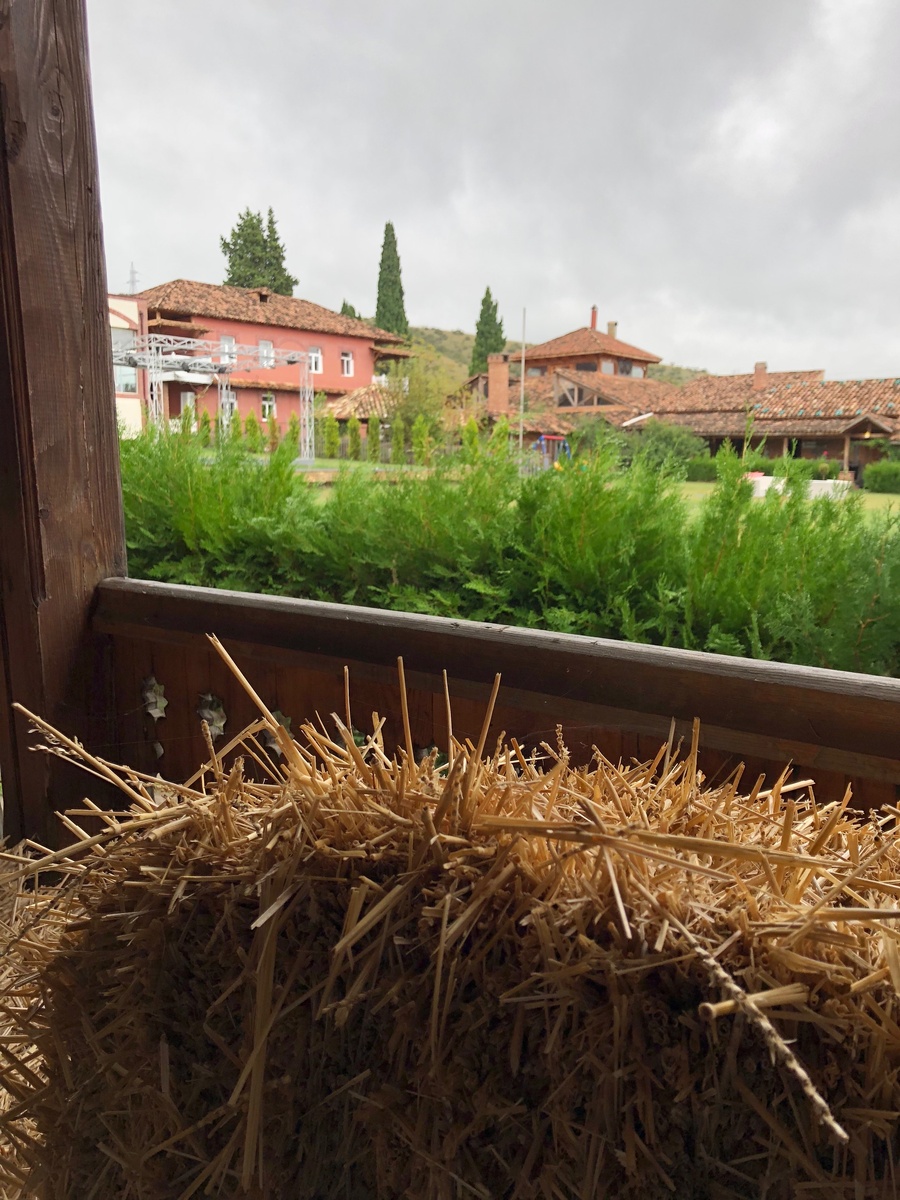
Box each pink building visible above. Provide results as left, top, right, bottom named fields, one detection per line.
left=137, top=280, right=406, bottom=430
left=108, top=293, right=149, bottom=434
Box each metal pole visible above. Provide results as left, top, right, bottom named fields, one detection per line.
left=519, top=308, right=526, bottom=452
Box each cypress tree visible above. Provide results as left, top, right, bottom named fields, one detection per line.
left=244, top=409, right=264, bottom=453
left=347, top=416, right=362, bottom=461
left=220, top=209, right=268, bottom=289
left=367, top=416, right=381, bottom=463
left=469, top=287, right=505, bottom=375
left=220, top=207, right=297, bottom=295
left=324, top=412, right=340, bottom=460
left=374, top=222, right=409, bottom=337
left=390, top=416, right=406, bottom=465
left=340, top=300, right=360, bottom=319
left=264, top=207, right=298, bottom=295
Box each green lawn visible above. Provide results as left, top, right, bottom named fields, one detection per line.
left=679, top=481, right=898, bottom=517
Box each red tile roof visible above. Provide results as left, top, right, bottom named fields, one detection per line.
left=522, top=327, right=662, bottom=365
left=654, top=370, right=826, bottom=415
left=655, top=375, right=900, bottom=430
left=325, top=383, right=395, bottom=421
left=138, top=279, right=404, bottom=343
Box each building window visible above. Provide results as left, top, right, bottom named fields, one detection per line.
left=261, top=393, right=277, bottom=420
left=600, top=360, right=614, bottom=374
left=526, top=366, right=545, bottom=377
left=111, top=327, right=137, bottom=393
left=179, top=391, right=196, bottom=418
left=632, top=365, right=644, bottom=378
left=341, top=350, right=354, bottom=377
left=308, top=346, right=323, bottom=374
left=258, top=339, right=275, bottom=367
left=220, top=335, right=236, bottom=364
left=575, top=361, right=597, bottom=372
left=617, top=359, right=633, bottom=376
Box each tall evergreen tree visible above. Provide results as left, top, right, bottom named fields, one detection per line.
left=264, top=207, right=298, bottom=295
left=220, top=209, right=269, bottom=289
left=469, top=287, right=505, bottom=375
left=340, top=300, right=360, bottom=319
left=374, top=222, right=409, bottom=337
left=220, top=207, right=297, bottom=295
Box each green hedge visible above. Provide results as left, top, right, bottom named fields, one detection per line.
left=685, top=457, right=717, bottom=482
left=120, top=433, right=900, bottom=676
left=863, top=460, right=900, bottom=493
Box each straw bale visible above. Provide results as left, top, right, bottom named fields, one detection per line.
left=0, top=641, right=899, bottom=1197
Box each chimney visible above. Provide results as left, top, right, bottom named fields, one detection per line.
left=607, top=320, right=617, bottom=339
left=590, top=305, right=597, bottom=330
left=753, top=361, right=767, bottom=390
left=486, top=353, right=511, bottom=415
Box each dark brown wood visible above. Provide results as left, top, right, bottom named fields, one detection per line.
left=0, top=0, right=126, bottom=844
left=94, top=579, right=900, bottom=802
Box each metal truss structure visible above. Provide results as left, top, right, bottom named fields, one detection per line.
left=111, top=334, right=315, bottom=463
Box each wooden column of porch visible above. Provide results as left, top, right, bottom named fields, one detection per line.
left=0, top=0, right=126, bottom=844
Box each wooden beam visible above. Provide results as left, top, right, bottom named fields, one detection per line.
left=0, top=0, right=126, bottom=844
left=94, top=579, right=900, bottom=778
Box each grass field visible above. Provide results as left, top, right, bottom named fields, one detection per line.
left=679, top=481, right=899, bottom=516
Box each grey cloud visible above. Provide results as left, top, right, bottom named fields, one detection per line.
left=87, top=0, right=900, bottom=377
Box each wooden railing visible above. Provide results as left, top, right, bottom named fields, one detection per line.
left=93, top=578, right=900, bottom=809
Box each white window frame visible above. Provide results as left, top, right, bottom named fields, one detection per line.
left=261, top=393, right=277, bottom=420
left=179, top=390, right=196, bottom=418
left=258, top=339, right=275, bottom=368
left=308, top=346, right=323, bottom=374
left=220, top=335, right=236, bottom=365
left=340, top=350, right=354, bottom=378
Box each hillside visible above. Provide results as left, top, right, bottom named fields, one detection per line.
left=409, top=326, right=529, bottom=385
left=408, top=326, right=707, bottom=389
left=647, top=363, right=708, bottom=386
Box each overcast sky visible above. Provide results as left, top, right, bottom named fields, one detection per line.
left=87, top=0, right=900, bottom=378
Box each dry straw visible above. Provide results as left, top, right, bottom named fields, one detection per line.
left=0, top=636, right=899, bottom=1197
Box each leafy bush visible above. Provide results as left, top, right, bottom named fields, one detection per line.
left=628, top=420, right=706, bottom=471
left=411, top=414, right=432, bottom=466
left=391, top=417, right=406, bottom=465
left=197, top=409, right=212, bottom=447
left=119, top=434, right=900, bottom=676
left=775, top=456, right=840, bottom=481
left=461, top=418, right=480, bottom=464
left=287, top=413, right=300, bottom=452
left=685, top=457, right=717, bottom=482
left=863, top=460, right=900, bottom=493
left=367, top=416, right=381, bottom=463
left=347, top=416, right=362, bottom=462
left=741, top=448, right=774, bottom=475
left=323, top=413, right=340, bottom=460
left=267, top=413, right=280, bottom=453
left=244, top=410, right=264, bottom=454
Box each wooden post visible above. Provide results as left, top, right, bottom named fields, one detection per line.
left=0, top=0, right=126, bottom=845
left=843, top=435, right=851, bottom=476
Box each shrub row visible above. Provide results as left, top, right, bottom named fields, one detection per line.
left=863, top=460, right=900, bottom=493
left=120, top=431, right=900, bottom=676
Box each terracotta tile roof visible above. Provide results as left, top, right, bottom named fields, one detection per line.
left=324, top=383, right=395, bottom=421
left=501, top=369, right=657, bottom=414
left=522, top=327, right=662, bottom=365
left=664, top=411, right=896, bottom=439
left=137, top=279, right=404, bottom=343
left=231, top=377, right=352, bottom=397
left=654, top=370, right=826, bottom=415
left=519, top=411, right=577, bottom=436
left=591, top=374, right=680, bottom=410
left=654, top=375, right=900, bottom=439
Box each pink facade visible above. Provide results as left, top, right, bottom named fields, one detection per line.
left=163, top=316, right=383, bottom=432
